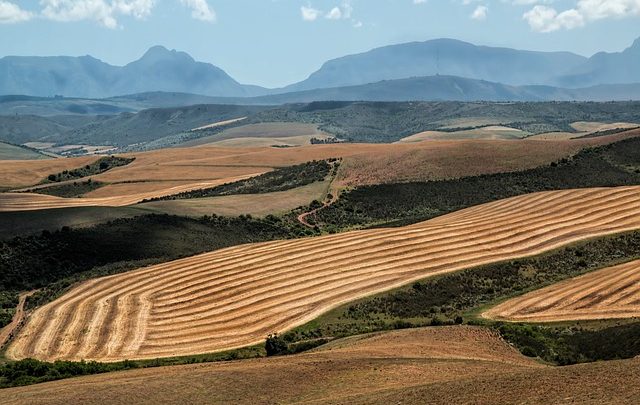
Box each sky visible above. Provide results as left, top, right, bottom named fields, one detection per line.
left=1, top=0, right=640, bottom=88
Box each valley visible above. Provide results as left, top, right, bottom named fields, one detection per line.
left=2, top=26, right=640, bottom=404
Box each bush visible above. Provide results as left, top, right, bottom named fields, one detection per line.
left=265, top=334, right=289, bottom=356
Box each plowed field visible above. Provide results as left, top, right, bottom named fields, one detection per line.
left=7, top=186, right=640, bottom=362
left=483, top=259, right=640, bottom=322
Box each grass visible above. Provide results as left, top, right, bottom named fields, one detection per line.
left=312, top=136, right=640, bottom=230
left=0, top=142, right=49, bottom=161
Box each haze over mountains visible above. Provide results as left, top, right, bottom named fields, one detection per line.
left=1, top=38, right=639, bottom=101
left=0, top=46, right=267, bottom=99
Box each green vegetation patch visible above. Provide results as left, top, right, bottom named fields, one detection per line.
left=498, top=322, right=640, bottom=366
left=0, top=345, right=264, bottom=388
left=250, top=101, right=640, bottom=142
left=43, top=155, right=134, bottom=183
left=26, top=179, right=106, bottom=198
left=0, top=292, right=19, bottom=329
left=147, top=159, right=339, bottom=202
left=312, top=137, right=640, bottom=230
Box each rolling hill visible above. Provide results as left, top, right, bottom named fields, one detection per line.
left=8, top=186, right=640, bottom=362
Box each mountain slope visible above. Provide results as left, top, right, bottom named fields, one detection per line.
left=252, top=76, right=640, bottom=104
left=0, top=46, right=265, bottom=98
left=556, top=38, right=640, bottom=88
left=283, top=38, right=587, bottom=92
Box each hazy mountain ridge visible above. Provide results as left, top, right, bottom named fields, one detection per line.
left=282, top=39, right=589, bottom=92
left=1, top=38, right=639, bottom=101
left=0, top=46, right=267, bottom=98
left=555, top=38, right=640, bottom=88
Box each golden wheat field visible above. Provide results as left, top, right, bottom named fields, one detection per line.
left=7, top=185, right=640, bottom=362
left=0, top=174, right=262, bottom=212
left=483, top=259, right=640, bottom=322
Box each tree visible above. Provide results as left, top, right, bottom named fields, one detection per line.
left=265, top=333, right=288, bottom=356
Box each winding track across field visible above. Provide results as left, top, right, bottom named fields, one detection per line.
left=483, top=259, right=640, bottom=322
left=8, top=186, right=640, bottom=362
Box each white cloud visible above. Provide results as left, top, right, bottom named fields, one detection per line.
left=0, top=1, right=32, bottom=23
left=325, top=6, right=341, bottom=19
left=7, top=0, right=215, bottom=28
left=40, top=0, right=155, bottom=28
left=302, top=1, right=358, bottom=25
left=301, top=5, right=321, bottom=21
left=180, top=0, right=215, bottom=22
left=471, top=5, right=488, bottom=20
left=524, top=0, right=640, bottom=32
left=413, top=0, right=427, bottom=4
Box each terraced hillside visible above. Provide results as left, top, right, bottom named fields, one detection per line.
left=8, top=186, right=640, bottom=362
left=484, top=259, right=640, bottom=322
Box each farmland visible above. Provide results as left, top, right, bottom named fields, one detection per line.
left=484, top=259, right=640, bottom=322
left=3, top=326, right=640, bottom=405
left=7, top=185, right=640, bottom=362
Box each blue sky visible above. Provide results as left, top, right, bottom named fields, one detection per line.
left=1, top=0, right=639, bottom=87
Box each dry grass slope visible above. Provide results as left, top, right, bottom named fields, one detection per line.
left=7, top=186, right=640, bottom=362
left=483, top=259, right=640, bottom=322
left=4, top=326, right=640, bottom=405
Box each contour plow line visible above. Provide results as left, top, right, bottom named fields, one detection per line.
left=0, top=173, right=264, bottom=212
left=7, top=186, right=640, bottom=362
left=483, top=259, right=640, bottom=322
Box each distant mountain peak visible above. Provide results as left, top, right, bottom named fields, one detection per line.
left=628, top=37, right=640, bottom=52
left=138, top=45, right=195, bottom=64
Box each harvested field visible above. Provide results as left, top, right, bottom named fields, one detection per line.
left=483, top=259, right=640, bottom=322
left=335, top=130, right=640, bottom=187
left=397, top=126, right=528, bottom=142
left=570, top=121, right=639, bottom=132
left=5, top=326, right=640, bottom=405
left=190, top=117, right=247, bottom=131
left=180, top=122, right=328, bottom=147
left=8, top=186, right=640, bottom=362
left=1, top=130, right=638, bottom=209
left=199, top=134, right=332, bottom=148
left=0, top=156, right=97, bottom=188
left=138, top=180, right=330, bottom=217
left=0, top=175, right=261, bottom=212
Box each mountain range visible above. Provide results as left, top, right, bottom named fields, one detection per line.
left=0, top=46, right=267, bottom=99
left=1, top=37, right=639, bottom=101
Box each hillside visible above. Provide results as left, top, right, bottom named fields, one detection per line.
left=556, top=38, right=640, bottom=88
left=282, top=38, right=586, bottom=91
left=0, top=142, right=48, bottom=160
left=0, top=46, right=266, bottom=98
left=8, top=186, right=640, bottom=362
left=253, top=76, right=640, bottom=104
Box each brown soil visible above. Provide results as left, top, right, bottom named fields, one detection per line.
left=4, top=326, right=639, bottom=405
